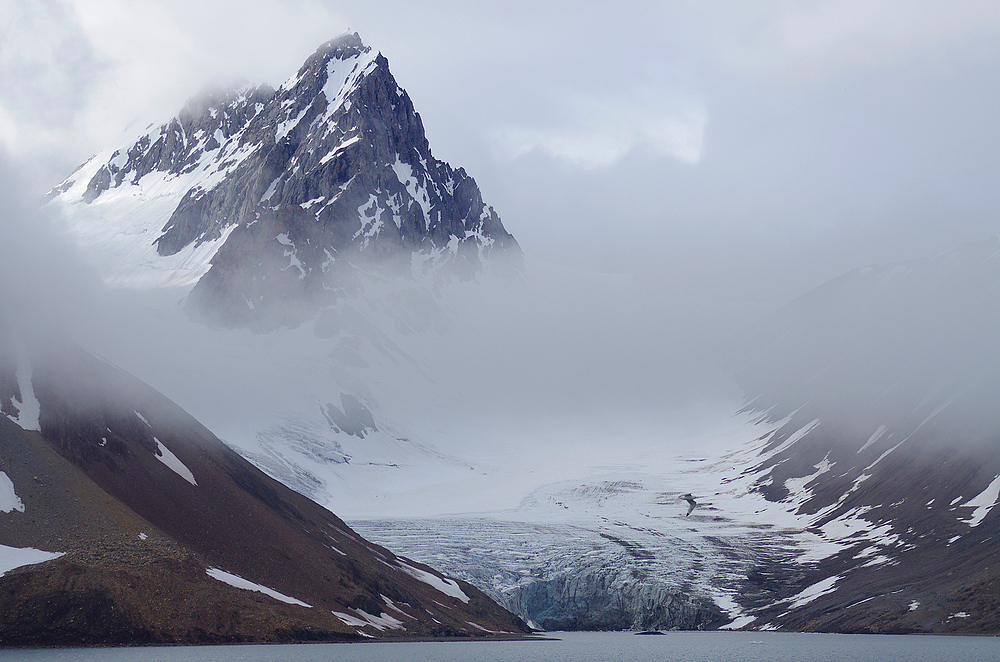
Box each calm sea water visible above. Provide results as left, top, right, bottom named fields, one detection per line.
left=1, top=631, right=998, bottom=662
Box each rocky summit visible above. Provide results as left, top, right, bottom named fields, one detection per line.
left=49, top=32, right=520, bottom=330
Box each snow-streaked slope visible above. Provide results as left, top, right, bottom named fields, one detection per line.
left=0, top=326, right=532, bottom=644
left=206, top=567, right=312, bottom=608
left=719, top=237, right=1000, bottom=632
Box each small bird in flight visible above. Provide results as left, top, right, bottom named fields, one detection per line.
left=681, top=493, right=697, bottom=516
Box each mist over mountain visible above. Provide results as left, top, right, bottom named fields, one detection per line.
left=0, top=303, right=529, bottom=644
left=736, top=238, right=1000, bottom=437
left=721, top=239, right=1000, bottom=632
left=1, top=139, right=530, bottom=646
left=11, top=26, right=1000, bottom=638
left=50, top=33, right=521, bottom=331
left=355, top=241, right=1000, bottom=634
left=42, top=32, right=741, bottom=520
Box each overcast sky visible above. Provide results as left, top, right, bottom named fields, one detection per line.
left=3, top=0, right=1000, bottom=302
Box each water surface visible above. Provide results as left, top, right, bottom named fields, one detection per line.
left=2, top=631, right=998, bottom=662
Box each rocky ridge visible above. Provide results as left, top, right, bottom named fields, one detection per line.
left=49, top=32, right=520, bottom=330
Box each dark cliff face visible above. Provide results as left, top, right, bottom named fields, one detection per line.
left=63, top=33, right=520, bottom=331
left=0, top=313, right=530, bottom=645
left=729, top=237, right=1000, bottom=633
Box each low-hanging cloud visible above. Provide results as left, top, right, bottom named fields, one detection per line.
left=0, top=0, right=349, bottom=189
left=0, top=0, right=110, bottom=187
left=5, top=0, right=1000, bottom=471
left=0, top=150, right=110, bottom=372
left=734, top=239, right=1000, bottom=448
left=490, top=94, right=707, bottom=168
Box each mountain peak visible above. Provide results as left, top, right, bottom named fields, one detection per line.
left=48, top=33, right=521, bottom=329
left=280, top=31, right=377, bottom=96
left=314, top=31, right=369, bottom=61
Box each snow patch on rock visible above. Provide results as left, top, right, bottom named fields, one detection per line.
left=396, top=560, right=469, bottom=603
left=332, top=607, right=405, bottom=631
left=153, top=437, right=197, bottom=486
left=0, top=472, right=25, bottom=513
left=960, top=474, right=1000, bottom=527
left=6, top=351, right=40, bottom=432
left=0, top=544, right=63, bottom=577
left=786, top=575, right=840, bottom=608
left=206, top=567, right=311, bottom=607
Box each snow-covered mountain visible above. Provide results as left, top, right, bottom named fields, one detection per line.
left=40, top=30, right=1000, bottom=635
left=49, top=32, right=520, bottom=330
left=44, top=32, right=530, bottom=526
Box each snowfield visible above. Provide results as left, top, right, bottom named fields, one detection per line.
left=0, top=472, right=25, bottom=514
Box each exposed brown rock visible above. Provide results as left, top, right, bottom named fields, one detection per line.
left=0, top=319, right=529, bottom=646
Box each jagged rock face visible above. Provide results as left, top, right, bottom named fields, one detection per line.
left=50, top=33, right=520, bottom=329
left=511, top=568, right=725, bottom=631
left=78, top=85, right=275, bottom=207
left=0, top=312, right=530, bottom=645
